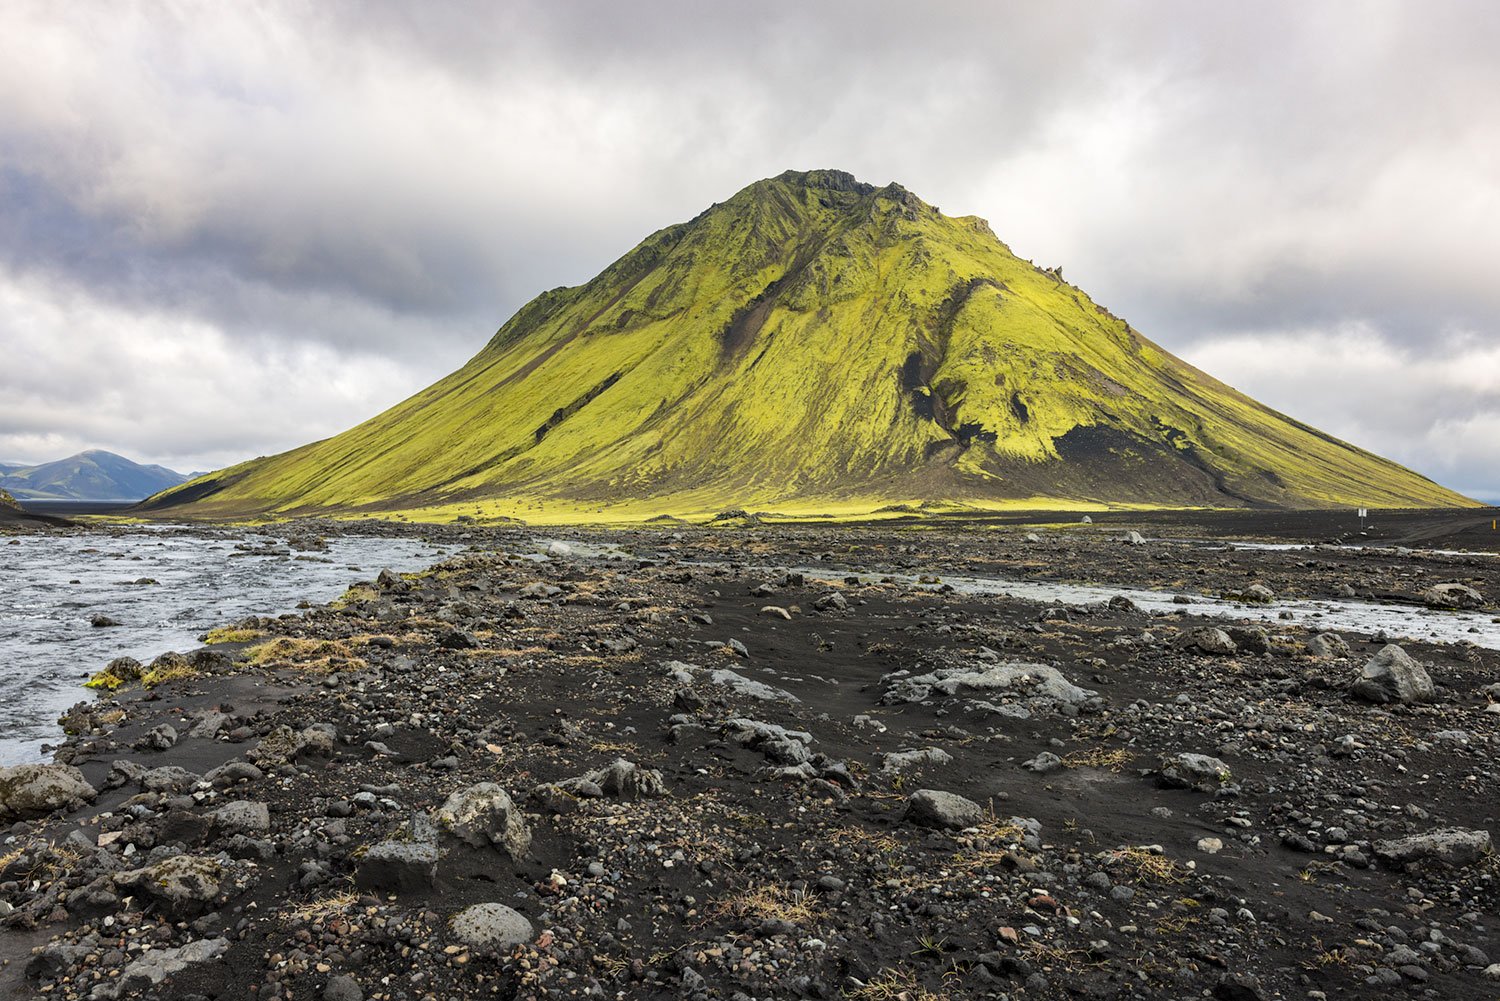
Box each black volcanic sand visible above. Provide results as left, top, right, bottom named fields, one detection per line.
left=3, top=515, right=1500, bottom=1001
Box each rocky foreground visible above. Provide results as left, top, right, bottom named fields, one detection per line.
left=2, top=522, right=1499, bottom=1000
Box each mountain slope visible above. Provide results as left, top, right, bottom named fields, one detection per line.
left=3, top=450, right=189, bottom=501
left=145, top=169, right=1472, bottom=521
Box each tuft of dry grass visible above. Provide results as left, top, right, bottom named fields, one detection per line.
left=287, top=890, right=359, bottom=924
left=1061, top=747, right=1133, bottom=772
left=711, top=884, right=824, bottom=927
left=1102, top=846, right=1184, bottom=884
left=846, top=968, right=948, bottom=1001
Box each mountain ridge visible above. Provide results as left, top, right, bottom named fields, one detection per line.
left=143, top=169, right=1473, bottom=522
left=3, top=450, right=190, bottom=502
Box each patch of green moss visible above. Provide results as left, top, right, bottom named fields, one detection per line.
left=203, top=626, right=265, bottom=644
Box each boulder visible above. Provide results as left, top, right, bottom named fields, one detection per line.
left=1227, top=626, right=1270, bottom=654
left=450, top=902, right=534, bottom=952
left=1374, top=828, right=1492, bottom=867
left=0, top=763, right=97, bottom=820
left=108, top=938, right=228, bottom=997
left=1120, top=531, right=1146, bottom=546
left=1180, top=627, right=1236, bottom=655
left=582, top=758, right=668, bottom=799
left=1307, top=632, right=1350, bottom=658
left=357, top=840, right=440, bottom=893
left=905, top=789, right=985, bottom=829
left=324, top=975, right=365, bottom=1001
left=1350, top=644, right=1434, bottom=704
left=115, top=854, right=259, bottom=917
left=1158, top=753, right=1233, bottom=792
left=876, top=747, right=953, bottom=777
left=884, top=662, right=1095, bottom=706
left=212, top=800, right=271, bottom=835
left=1422, top=582, right=1483, bottom=609
left=249, top=723, right=335, bottom=765
left=434, top=783, right=531, bottom=857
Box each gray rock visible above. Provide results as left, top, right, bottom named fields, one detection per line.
left=1422, top=582, right=1483, bottom=609
left=205, top=761, right=264, bottom=787
left=140, top=765, right=200, bottom=792
left=877, top=747, right=953, bottom=777
left=884, top=662, right=1095, bottom=706
left=0, top=763, right=97, bottom=819
left=1307, top=632, right=1351, bottom=658
left=324, top=974, right=365, bottom=1001
left=1120, top=530, right=1146, bottom=545
left=115, top=854, right=259, bottom=917
left=25, top=941, right=89, bottom=981
left=905, top=789, right=985, bottom=829
left=1158, top=753, right=1233, bottom=792
left=1022, top=751, right=1065, bottom=774
left=1180, top=626, right=1236, bottom=655
left=707, top=667, right=797, bottom=702
left=1226, top=626, right=1270, bottom=654
left=434, top=783, right=531, bottom=857
left=249, top=723, right=335, bottom=765
left=212, top=800, right=271, bottom=834
left=582, top=758, right=668, bottom=799
left=137, top=723, right=178, bottom=751
left=1351, top=644, right=1434, bottom=704
left=529, top=782, right=581, bottom=814
left=450, top=902, right=533, bottom=952
left=108, top=938, right=228, bottom=997
left=357, top=840, right=440, bottom=893
left=1374, top=828, right=1492, bottom=867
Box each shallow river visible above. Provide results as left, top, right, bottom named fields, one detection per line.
left=5, top=529, right=1495, bottom=766
left=0, top=529, right=458, bottom=765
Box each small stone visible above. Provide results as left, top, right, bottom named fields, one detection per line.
left=1158, top=753, right=1233, bottom=792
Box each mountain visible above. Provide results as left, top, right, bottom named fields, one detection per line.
left=145, top=169, right=1472, bottom=522
left=3, top=450, right=190, bottom=502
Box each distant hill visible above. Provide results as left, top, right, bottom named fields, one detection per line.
left=144, top=169, right=1473, bottom=521
left=2, top=450, right=190, bottom=502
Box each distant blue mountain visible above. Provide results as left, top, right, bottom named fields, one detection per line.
left=0, top=450, right=191, bottom=501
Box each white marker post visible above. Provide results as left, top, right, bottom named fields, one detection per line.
left=1358, top=507, right=1367, bottom=530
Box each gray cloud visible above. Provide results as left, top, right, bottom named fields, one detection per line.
left=0, top=1, right=1497, bottom=496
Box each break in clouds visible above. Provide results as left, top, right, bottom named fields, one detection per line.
left=2, top=1, right=1498, bottom=499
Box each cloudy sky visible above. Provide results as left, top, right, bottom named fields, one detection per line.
left=2, top=2, right=1498, bottom=500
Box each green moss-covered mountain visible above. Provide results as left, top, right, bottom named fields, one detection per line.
left=146, top=169, right=1472, bottom=522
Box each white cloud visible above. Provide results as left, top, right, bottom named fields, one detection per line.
left=1182, top=324, right=1500, bottom=500
left=0, top=271, right=428, bottom=471
left=0, top=1, right=1496, bottom=494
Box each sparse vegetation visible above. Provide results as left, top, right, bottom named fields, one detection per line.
left=244, top=636, right=365, bottom=673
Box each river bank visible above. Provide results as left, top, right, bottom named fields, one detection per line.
left=1, top=518, right=1497, bottom=999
